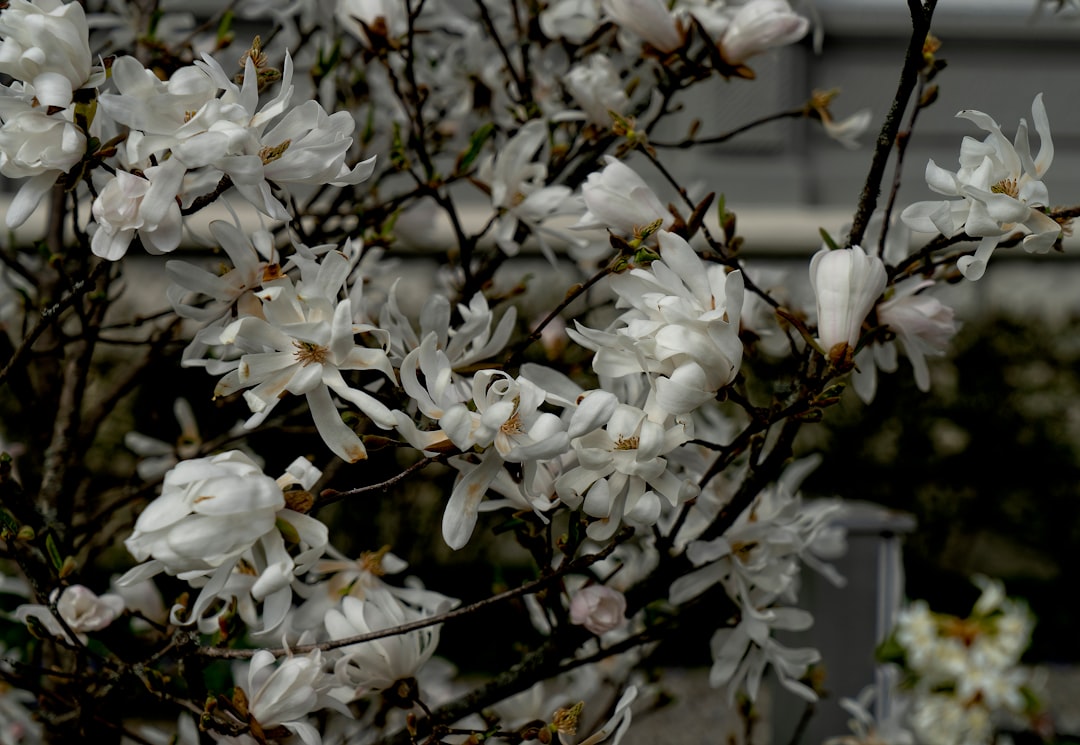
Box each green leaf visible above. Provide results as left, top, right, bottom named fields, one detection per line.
left=819, top=227, right=841, bottom=251
left=456, top=122, right=494, bottom=173
left=45, top=532, right=63, bottom=572
left=216, top=11, right=235, bottom=44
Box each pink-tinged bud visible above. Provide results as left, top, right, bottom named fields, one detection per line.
left=570, top=585, right=627, bottom=635
left=809, top=245, right=887, bottom=356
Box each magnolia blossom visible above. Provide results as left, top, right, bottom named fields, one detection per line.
left=876, top=280, right=958, bottom=392
left=438, top=371, right=569, bottom=549
left=120, top=451, right=285, bottom=581
left=710, top=602, right=821, bottom=703
left=569, top=585, right=627, bottom=635
left=0, top=0, right=93, bottom=107
left=718, top=0, right=809, bottom=64
left=562, top=56, right=630, bottom=127
left=603, top=0, right=685, bottom=53
left=900, top=94, right=1059, bottom=280
left=573, top=156, right=672, bottom=237
left=118, top=451, right=327, bottom=634
left=211, top=248, right=397, bottom=462
left=478, top=120, right=582, bottom=259
left=555, top=403, right=698, bottom=541
left=326, top=586, right=456, bottom=698
left=809, top=245, right=887, bottom=357
left=0, top=102, right=86, bottom=228
left=90, top=165, right=184, bottom=259
left=16, top=585, right=125, bottom=644
left=569, top=231, right=744, bottom=415
left=245, top=649, right=347, bottom=745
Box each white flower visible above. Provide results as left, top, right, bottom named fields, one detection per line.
left=326, top=586, right=456, bottom=698
left=15, top=585, right=125, bottom=644
left=167, top=220, right=275, bottom=324
left=540, top=0, right=602, bottom=44
left=118, top=451, right=327, bottom=635
left=809, top=245, right=887, bottom=357
left=0, top=0, right=93, bottom=108
left=709, top=603, right=821, bottom=704
left=900, top=94, right=1059, bottom=281
left=569, top=231, right=744, bottom=415
left=478, top=120, right=582, bottom=259
left=211, top=248, right=397, bottom=463
left=90, top=165, right=184, bottom=260
left=603, top=0, right=685, bottom=53
left=245, top=649, right=346, bottom=745
left=562, top=56, right=630, bottom=127
left=233, top=100, right=376, bottom=221
left=438, top=371, right=569, bottom=549
left=555, top=403, right=697, bottom=541
left=876, top=279, right=958, bottom=392
left=577, top=685, right=638, bottom=745
left=718, top=0, right=809, bottom=65
left=569, top=585, right=627, bottom=635
left=121, top=451, right=285, bottom=581
left=0, top=101, right=86, bottom=228
left=573, top=156, right=672, bottom=237
left=123, top=398, right=204, bottom=481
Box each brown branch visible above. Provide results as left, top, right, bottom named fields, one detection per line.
left=847, top=0, right=938, bottom=248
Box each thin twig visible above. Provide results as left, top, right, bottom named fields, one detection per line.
left=847, top=0, right=938, bottom=248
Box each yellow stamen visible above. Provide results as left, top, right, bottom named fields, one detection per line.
left=293, top=340, right=329, bottom=366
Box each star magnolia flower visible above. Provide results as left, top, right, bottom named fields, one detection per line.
left=569, top=231, right=744, bottom=415
left=569, top=585, right=627, bottom=635
left=0, top=100, right=86, bottom=228
left=245, top=649, right=348, bottom=745
left=211, top=248, right=397, bottom=462
left=710, top=602, right=821, bottom=704
left=478, top=120, right=581, bottom=259
left=119, top=451, right=328, bottom=634
left=573, top=156, right=673, bottom=237
left=90, top=165, right=184, bottom=260
left=603, top=0, right=685, bottom=53
left=562, top=55, right=630, bottom=127
left=809, top=244, right=887, bottom=358
left=900, top=93, right=1059, bottom=280
left=718, top=0, right=809, bottom=65
left=15, top=585, right=125, bottom=644
left=326, top=586, right=457, bottom=698
left=876, top=279, right=958, bottom=392
left=0, top=0, right=93, bottom=108
left=120, top=451, right=286, bottom=581
left=438, top=371, right=570, bottom=549
left=555, top=403, right=698, bottom=541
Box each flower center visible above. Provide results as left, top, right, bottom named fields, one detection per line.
left=259, top=139, right=292, bottom=164
left=614, top=435, right=639, bottom=450
left=293, top=340, right=329, bottom=366
left=501, top=411, right=524, bottom=435
left=991, top=177, right=1019, bottom=199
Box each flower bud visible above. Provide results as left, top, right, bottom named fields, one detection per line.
left=809, top=245, right=887, bottom=357
left=569, top=585, right=627, bottom=635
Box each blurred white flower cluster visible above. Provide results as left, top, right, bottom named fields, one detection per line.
left=884, top=577, right=1037, bottom=745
